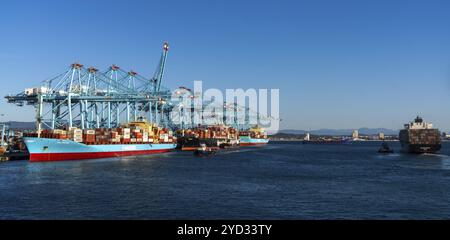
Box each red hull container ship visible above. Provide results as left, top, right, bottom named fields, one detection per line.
left=23, top=120, right=177, bottom=162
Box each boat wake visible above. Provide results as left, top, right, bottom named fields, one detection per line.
left=395, top=153, right=450, bottom=170
left=217, top=149, right=254, bottom=155
left=214, top=145, right=277, bottom=156
left=420, top=153, right=449, bottom=158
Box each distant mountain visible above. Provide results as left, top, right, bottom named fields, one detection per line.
left=280, top=128, right=399, bottom=136
left=278, top=129, right=307, bottom=135
left=357, top=128, right=399, bottom=135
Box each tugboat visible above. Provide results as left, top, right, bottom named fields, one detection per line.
left=193, top=144, right=217, bottom=157
left=399, top=116, right=441, bottom=154
left=378, top=142, right=394, bottom=154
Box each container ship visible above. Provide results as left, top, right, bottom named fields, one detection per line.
left=239, top=126, right=269, bottom=146
left=177, top=125, right=239, bottom=151
left=399, top=116, right=441, bottom=154
left=23, top=119, right=177, bottom=162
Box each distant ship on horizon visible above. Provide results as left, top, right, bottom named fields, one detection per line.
left=302, top=132, right=352, bottom=144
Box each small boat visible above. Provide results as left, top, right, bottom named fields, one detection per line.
left=378, top=142, right=394, bottom=154
left=194, top=144, right=217, bottom=157
left=219, top=142, right=239, bottom=149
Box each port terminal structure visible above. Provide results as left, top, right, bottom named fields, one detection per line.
left=5, top=43, right=174, bottom=137
left=1, top=123, right=11, bottom=148
left=171, top=85, right=276, bottom=131
left=5, top=43, right=277, bottom=134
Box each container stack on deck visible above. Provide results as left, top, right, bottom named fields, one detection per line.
left=177, top=125, right=240, bottom=150
left=69, top=128, right=83, bottom=143
left=23, top=123, right=175, bottom=145
left=84, top=130, right=95, bottom=144
left=180, top=126, right=238, bottom=140
left=118, top=128, right=131, bottom=143
left=404, top=129, right=441, bottom=145
left=239, top=130, right=267, bottom=139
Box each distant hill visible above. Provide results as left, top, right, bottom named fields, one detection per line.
left=280, top=128, right=399, bottom=136
left=0, top=121, right=36, bottom=130
left=0, top=122, right=400, bottom=135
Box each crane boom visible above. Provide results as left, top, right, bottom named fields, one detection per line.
left=153, top=42, right=169, bottom=93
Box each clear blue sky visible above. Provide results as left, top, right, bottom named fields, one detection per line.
left=1, top=0, right=450, bottom=131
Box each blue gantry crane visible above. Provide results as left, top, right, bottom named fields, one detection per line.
left=171, top=87, right=276, bottom=130
left=5, top=43, right=173, bottom=136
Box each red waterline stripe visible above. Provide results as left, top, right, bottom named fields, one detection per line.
left=181, top=147, right=198, bottom=151
left=239, top=142, right=268, bottom=146
left=29, top=149, right=173, bottom=162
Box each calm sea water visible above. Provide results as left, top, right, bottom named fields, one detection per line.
left=1, top=141, right=450, bottom=219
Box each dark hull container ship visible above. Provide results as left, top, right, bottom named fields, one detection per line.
left=399, top=116, right=441, bottom=154
left=177, top=125, right=240, bottom=150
